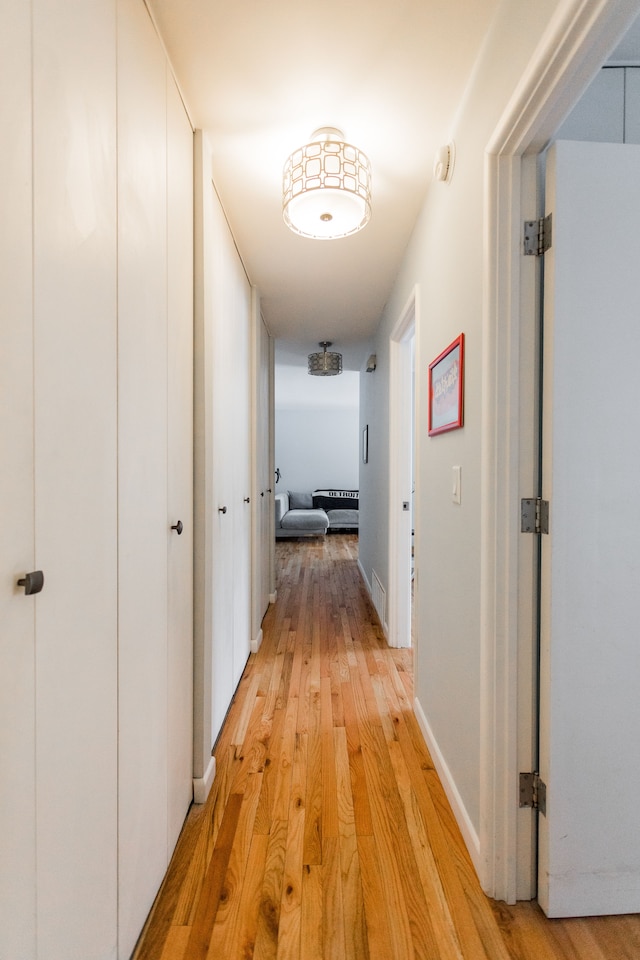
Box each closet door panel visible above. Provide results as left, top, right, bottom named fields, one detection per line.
left=209, top=193, right=252, bottom=734
left=117, top=0, right=168, bottom=954
left=252, top=311, right=272, bottom=638
left=32, top=2, right=119, bottom=957
left=232, top=277, right=252, bottom=686
left=210, top=191, right=235, bottom=742
left=0, top=4, right=36, bottom=955
left=166, top=74, right=194, bottom=850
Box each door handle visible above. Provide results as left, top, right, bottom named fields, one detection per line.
left=17, top=570, right=44, bottom=595
left=171, top=520, right=184, bottom=535
left=244, top=497, right=250, bottom=503
left=218, top=506, right=227, bottom=514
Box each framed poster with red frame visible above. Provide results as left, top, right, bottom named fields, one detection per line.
left=428, top=333, right=464, bottom=436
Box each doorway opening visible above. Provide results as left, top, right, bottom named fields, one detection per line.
left=480, top=0, right=640, bottom=906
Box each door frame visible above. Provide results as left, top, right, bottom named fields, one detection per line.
left=480, top=0, right=640, bottom=903
left=388, top=285, right=418, bottom=649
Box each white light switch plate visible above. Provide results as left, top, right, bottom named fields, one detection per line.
left=452, top=465, right=461, bottom=504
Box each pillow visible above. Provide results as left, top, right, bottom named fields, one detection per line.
left=288, top=491, right=313, bottom=509
left=312, top=489, right=359, bottom=510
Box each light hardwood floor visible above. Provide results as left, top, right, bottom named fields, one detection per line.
left=133, top=534, right=640, bottom=960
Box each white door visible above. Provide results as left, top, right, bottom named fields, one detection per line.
left=166, top=74, right=195, bottom=854
left=210, top=190, right=237, bottom=742
left=33, top=5, right=120, bottom=951
left=388, top=292, right=416, bottom=648
left=0, top=6, right=37, bottom=953
left=232, top=278, right=252, bottom=687
left=195, top=153, right=253, bottom=769
left=538, top=139, right=640, bottom=917
left=117, top=1, right=168, bottom=953
left=253, top=310, right=272, bottom=640
left=0, top=4, right=119, bottom=958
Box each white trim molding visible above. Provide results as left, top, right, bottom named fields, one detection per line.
left=193, top=755, right=216, bottom=805
left=251, top=628, right=263, bottom=654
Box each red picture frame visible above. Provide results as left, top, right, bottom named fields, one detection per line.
left=428, top=333, right=464, bottom=436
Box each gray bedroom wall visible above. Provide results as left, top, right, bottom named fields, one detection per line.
left=556, top=66, right=640, bottom=143
left=275, top=406, right=359, bottom=493
left=274, top=348, right=361, bottom=495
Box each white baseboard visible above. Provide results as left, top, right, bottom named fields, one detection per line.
left=251, top=628, right=263, bottom=654
left=357, top=558, right=371, bottom=594
left=192, top=755, right=216, bottom=805
left=269, top=590, right=277, bottom=604
left=413, top=695, right=481, bottom=874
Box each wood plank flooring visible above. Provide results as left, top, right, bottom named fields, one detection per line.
left=133, top=534, right=640, bottom=960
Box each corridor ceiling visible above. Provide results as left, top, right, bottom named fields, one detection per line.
left=146, top=0, right=501, bottom=350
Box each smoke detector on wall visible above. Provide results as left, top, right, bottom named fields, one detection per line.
left=433, top=141, right=455, bottom=183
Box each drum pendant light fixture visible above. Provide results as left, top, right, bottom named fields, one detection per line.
left=283, top=127, right=372, bottom=240
left=308, top=341, right=343, bottom=376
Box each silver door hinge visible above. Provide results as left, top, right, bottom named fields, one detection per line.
left=519, top=772, right=547, bottom=816
left=521, top=498, right=549, bottom=535
left=524, top=214, right=552, bottom=256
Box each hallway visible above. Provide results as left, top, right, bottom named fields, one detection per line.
left=133, top=536, right=640, bottom=960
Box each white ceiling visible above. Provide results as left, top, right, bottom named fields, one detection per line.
left=147, top=0, right=640, bottom=388
left=147, top=0, right=502, bottom=358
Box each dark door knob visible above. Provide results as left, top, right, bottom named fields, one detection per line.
left=17, top=570, right=44, bottom=595
left=218, top=506, right=227, bottom=514
left=244, top=497, right=250, bottom=503
left=171, top=520, right=183, bottom=535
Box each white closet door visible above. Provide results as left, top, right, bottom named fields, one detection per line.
left=252, top=312, right=272, bottom=640
left=232, top=274, right=252, bottom=687
left=33, top=1, right=119, bottom=956
left=166, top=74, right=194, bottom=851
left=209, top=186, right=252, bottom=737
left=0, top=4, right=36, bottom=955
left=117, top=0, right=168, bottom=954
left=539, top=140, right=640, bottom=917
left=210, top=191, right=236, bottom=741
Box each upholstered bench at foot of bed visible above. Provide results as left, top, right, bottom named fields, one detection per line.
left=280, top=508, right=329, bottom=535
left=326, top=508, right=359, bottom=530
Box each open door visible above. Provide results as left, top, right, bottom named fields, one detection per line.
left=538, top=139, right=640, bottom=917
left=388, top=289, right=416, bottom=649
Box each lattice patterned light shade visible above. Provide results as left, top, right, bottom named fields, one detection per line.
left=308, top=341, right=343, bottom=376
left=283, top=127, right=372, bottom=240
